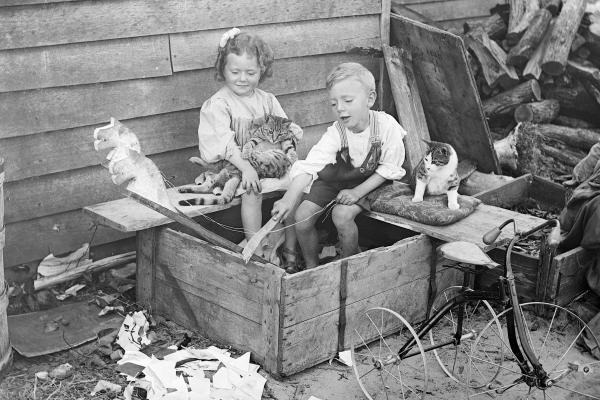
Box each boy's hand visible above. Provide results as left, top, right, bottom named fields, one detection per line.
left=336, top=188, right=361, bottom=205
left=241, top=166, right=261, bottom=194
left=271, top=197, right=293, bottom=222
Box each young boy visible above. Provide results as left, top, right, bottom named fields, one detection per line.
left=272, top=62, right=407, bottom=271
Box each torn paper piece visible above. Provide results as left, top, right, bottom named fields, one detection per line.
left=338, top=350, right=353, bottom=367
left=162, top=348, right=198, bottom=363
left=56, top=284, right=86, bottom=301
left=233, top=372, right=267, bottom=400
left=229, top=352, right=251, bottom=375
left=177, top=359, right=220, bottom=374
left=98, top=305, right=125, bottom=316
left=116, top=311, right=152, bottom=351
left=163, top=375, right=189, bottom=400
left=91, top=380, right=122, bottom=396
left=37, top=243, right=90, bottom=277
left=308, top=397, right=324, bottom=400
left=212, top=367, right=233, bottom=390
left=188, top=376, right=211, bottom=399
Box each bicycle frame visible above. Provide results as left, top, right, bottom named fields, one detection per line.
left=396, top=218, right=561, bottom=389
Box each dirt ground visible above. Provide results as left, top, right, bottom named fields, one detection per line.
left=1, top=305, right=599, bottom=400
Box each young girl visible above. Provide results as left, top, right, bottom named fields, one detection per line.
left=197, top=28, right=302, bottom=259
left=272, top=62, right=407, bottom=271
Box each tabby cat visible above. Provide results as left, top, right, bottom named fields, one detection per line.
left=94, top=118, right=176, bottom=210
left=179, top=115, right=298, bottom=206
left=411, top=140, right=460, bottom=210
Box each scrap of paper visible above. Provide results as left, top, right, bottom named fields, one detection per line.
left=116, top=311, right=152, bottom=351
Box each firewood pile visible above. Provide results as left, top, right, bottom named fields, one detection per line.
left=464, top=0, right=600, bottom=180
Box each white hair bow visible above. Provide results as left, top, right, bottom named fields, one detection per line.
left=219, top=27, right=241, bottom=48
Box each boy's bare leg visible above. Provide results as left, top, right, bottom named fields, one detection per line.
left=332, top=204, right=363, bottom=258
left=241, top=192, right=263, bottom=243
left=294, top=201, right=323, bottom=268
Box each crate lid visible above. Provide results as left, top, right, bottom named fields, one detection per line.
left=388, top=14, right=500, bottom=175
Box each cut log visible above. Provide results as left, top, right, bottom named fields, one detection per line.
left=532, top=123, right=600, bottom=152
left=507, top=9, right=553, bottom=67
left=542, top=81, right=600, bottom=123
left=541, top=143, right=586, bottom=167
left=465, top=13, right=507, bottom=40
left=566, top=60, right=600, bottom=88
left=34, top=251, right=136, bottom=291
left=459, top=171, right=515, bottom=196
left=482, top=79, right=542, bottom=118
left=507, top=0, right=541, bottom=45
left=493, top=133, right=518, bottom=172
left=554, top=114, right=598, bottom=129
left=541, top=0, right=586, bottom=75
left=513, top=99, right=560, bottom=123
left=466, top=29, right=519, bottom=88
left=540, top=0, right=561, bottom=16
left=523, top=19, right=555, bottom=80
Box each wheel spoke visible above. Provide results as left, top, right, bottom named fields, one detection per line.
left=548, top=324, right=586, bottom=373
left=366, top=312, right=395, bottom=355
left=469, top=354, right=522, bottom=375
left=539, top=306, right=559, bottom=361
left=553, top=384, right=600, bottom=399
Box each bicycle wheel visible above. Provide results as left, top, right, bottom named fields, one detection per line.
left=351, top=307, right=429, bottom=400
left=428, top=286, right=503, bottom=388
left=468, top=302, right=600, bottom=399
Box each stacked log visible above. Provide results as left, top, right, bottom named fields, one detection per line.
left=464, top=0, right=600, bottom=180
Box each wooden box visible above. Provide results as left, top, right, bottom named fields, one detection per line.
left=137, top=217, right=461, bottom=376
left=474, top=174, right=594, bottom=305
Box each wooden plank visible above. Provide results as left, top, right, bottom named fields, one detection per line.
left=0, top=53, right=378, bottom=139
left=3, top=88, right=332, bottom=183
left=4, top=210, right=132, bottom=268
left=4, top=148, right=199, bottom=224
left=401, top=0, right=501, bottom=21
left=171, top=15, right=380, bottom=72
left=364, top=203, right=546, bottom=251
left=261, top=266, right=285, bottom=375
left=153, top=283, right=265, bottom=365
left=552, top=247, right=594, bottom=305
left=0, top=0, right=82, bottom=5
left=283, top=235, right=436, bottom=326
left=390, top=14, right=500, bottom=173
left=474, top=174, right=532, bottom=208
left=0, top=35, right=172, bottom=93
left=279, top=267, right=459, bottom=375
left=383, top=44, right=429, bottom=177
left=0, top=0, right=380, bottom=50
left=154, top=228, right=273, bottom=322
left=136, top=228, right=157, bottom=310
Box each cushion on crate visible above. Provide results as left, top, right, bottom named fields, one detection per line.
left=368, top=183, right=481, bottom=226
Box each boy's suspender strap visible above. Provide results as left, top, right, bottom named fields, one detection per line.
left=335, top=121, right=349, bottom=149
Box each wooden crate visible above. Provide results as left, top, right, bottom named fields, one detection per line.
left=137, top=217, right=461, bottom=376
left=474, top=174, right=594, bottom=305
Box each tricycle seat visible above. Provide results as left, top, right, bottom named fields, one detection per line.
left=437, top=241, right=500, bottom=270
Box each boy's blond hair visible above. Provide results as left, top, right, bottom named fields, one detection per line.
left=325, top=62, right=376, bottom=93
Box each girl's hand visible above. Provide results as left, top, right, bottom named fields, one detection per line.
left=241, top=166, right=261, bottom=194
left=271, top=197, right=293, bottom=222
left=336, top=189, right=361, bottom=205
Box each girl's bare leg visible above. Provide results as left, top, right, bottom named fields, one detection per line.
left=241, top=192, right=263, bottom=242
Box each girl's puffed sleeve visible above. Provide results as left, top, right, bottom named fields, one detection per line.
left=197, top=98, right=237, bottom=163
left=375, top=114, right=407, bottom=181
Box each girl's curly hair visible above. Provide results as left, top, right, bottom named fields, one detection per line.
left=214, top=32, right=274, bottom=83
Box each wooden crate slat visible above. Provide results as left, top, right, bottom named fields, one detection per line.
left=4, top=210, right=132, bottom=267
left=0, top=0, right=379, bottom=50
left=282, top=235, right=433, bottom=326
left=4, top=148, right=199, bottom=224
left=0, top=35, right=172, bottom=93
left=155, top=228, right=268, bottom=319
left=400, top=0, right=502, bottom=21
left=170, top=15, right=380, bottom=72
left=280, top=267, right=459, bottom=375
left=153, top=283, right=265, bottom=363
left=474, top=174, right=533, bottom=208
left=2, top=89, right=332, bottom=183
left=0, top=53, right=378, bottom=139
left=390, top=14, right=500, bottom=173
left=0, top=0, right=81, bottom=6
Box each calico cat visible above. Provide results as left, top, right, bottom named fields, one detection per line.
left=94, top=118, right=176, bottom=211
left=179, top=115, right=298, bottom=206
left=411, top=140, right=460, bottom=210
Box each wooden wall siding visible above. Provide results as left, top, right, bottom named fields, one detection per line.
left=170, top=16, right=381, bottom=72
left=0, top=0, right=495, bottom=270
left=0, top=36, right=173, bottom=93
left=0, top=54, right=378, bottom=140
left=0, top=0, right=379, bottom=50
